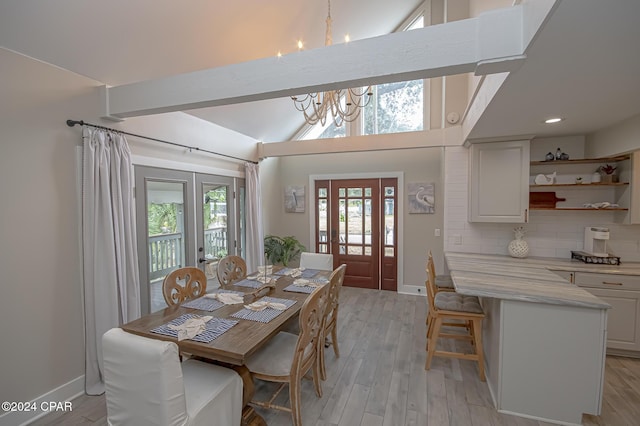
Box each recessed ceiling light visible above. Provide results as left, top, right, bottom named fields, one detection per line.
left=544, top=117, right=563, bottom=124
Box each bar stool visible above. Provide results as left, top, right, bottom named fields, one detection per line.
left=428, top=251, right=455, bottom=292
left=425, top=258, right=486, bottom=381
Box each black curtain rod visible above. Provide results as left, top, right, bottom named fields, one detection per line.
left=66, top=119, right=258, bottom=164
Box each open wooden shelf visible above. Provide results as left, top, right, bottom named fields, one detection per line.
left=531, top=155, right=630, bottom=166
left=530, top=182, right=629, bottom=188
left=529, top=207, right=629, bottom=211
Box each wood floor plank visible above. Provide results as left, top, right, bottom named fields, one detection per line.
left=32, top=287, right=640, bottom=426
left=319, top=357, right=362, bottom=424
left=381, top=371, right=409, bottom=426
left=337, top=384, right=370, bottom=426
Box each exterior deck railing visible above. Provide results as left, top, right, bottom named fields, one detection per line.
left=148, top=227, right=227, bottom=280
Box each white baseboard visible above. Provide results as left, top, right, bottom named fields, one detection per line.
left=0, top=375, right=85, bottom=426
left=398, top=284, right=426, bottom=296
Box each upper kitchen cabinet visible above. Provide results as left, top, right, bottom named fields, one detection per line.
left=469, top=140, right=530, bottom=223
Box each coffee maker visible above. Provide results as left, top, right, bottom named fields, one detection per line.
left=584, top=227, right=610, bottom=257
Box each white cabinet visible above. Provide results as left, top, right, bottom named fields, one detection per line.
left=469, top=140, right=530, bottom=223
left=575, top=272, right=640, bottom=353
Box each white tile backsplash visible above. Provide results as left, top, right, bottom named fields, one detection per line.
left=444, top=146, right=640, bottom=262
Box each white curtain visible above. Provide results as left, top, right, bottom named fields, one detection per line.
left=244, top=162, right=264, bottom=272
left=82, top=127, right=141, bottom=395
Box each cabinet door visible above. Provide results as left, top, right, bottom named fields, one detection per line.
left=584, top=287, right=640, bottom=351
left=469, top=140, right=530, bottom=222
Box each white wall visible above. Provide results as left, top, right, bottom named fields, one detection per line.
left=260, top=147, right=445, bottom=293
left=586, top=113, right=640, bottom=158
left=0, top=48, right=256, bottom=425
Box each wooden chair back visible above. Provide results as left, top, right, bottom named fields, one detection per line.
left=324, top=264, right=347, bottom=334
left=216, top=255, right=247, bottom=286
left=293, top=284, right=329, bottom=381
left=162, top=267, right=207, bottom=306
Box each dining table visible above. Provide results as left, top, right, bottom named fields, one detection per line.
left=120, top=266, right=331, bottom=426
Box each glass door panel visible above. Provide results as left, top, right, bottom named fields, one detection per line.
left=135, top=166, right=195, bottom=314
left=196, top=174, right=236, bottom=289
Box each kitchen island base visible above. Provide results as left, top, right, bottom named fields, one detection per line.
left=482, top=297, right=607, bottom=425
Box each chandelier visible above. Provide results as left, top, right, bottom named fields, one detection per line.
left=291, top=0, right=373, bottom=127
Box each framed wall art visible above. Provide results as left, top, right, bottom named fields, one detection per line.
left=284, top=185, right=305, bottom=213
left=407, top=182, right=435, bottom=214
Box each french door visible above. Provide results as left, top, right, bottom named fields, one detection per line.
left=135, top=166, right=244, bottom=314
left=315, top=178, right=397, bottom=291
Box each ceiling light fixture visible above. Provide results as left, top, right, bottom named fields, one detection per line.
left=291, top=0, right=372, bottom=127
left=544, top=117, right=563, bottom=124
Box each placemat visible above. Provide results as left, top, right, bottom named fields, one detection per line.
left=283, top=284, right=317, bottom=294
left=275, top=268, right=323, bottom=278
left=232, top=276, right=277, bottom=288
left=231, top=297, right=296, bottom=323
left=181, top=290, right=245, bottom=311
left=151, top=314, right=238, bottom=343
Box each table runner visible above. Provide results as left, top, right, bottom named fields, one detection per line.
left=231, top=297, right=296, bottom=323
left=151, top=314, right=238, bottom=343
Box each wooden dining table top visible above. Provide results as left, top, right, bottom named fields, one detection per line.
left=121, top=268, right=330, bottom=366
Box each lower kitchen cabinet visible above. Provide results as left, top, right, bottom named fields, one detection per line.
left=575, top=272, right=640, bottom=353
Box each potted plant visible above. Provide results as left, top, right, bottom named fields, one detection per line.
left=263, top=235, right=305, bottom=266
left=599, top=164, right=618, bottom=183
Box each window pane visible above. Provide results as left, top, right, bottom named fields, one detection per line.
left=385, top=187, right=394, bottom=196
left=348, top=246, right=363, bottom=255
left=319, top=243, right=328, bottom=253
left=365, top=246, right=372, bottom=256
left=318, top=188, right=327, bottom=198
left=363, top=80, right=424, bottom=135
left=339, top=188, right=346, bottom=197
left=385, top=247, right=394, bottom=257
left=348, top=188, right=362, bottom=197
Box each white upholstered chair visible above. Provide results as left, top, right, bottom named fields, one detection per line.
left=299, top=252, right=334, bottom=271
left=102, top=328, right=243, bottom=426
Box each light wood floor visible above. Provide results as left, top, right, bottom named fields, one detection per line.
left=32, top=287, right=640, bottom=426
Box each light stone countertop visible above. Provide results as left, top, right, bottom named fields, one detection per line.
left=444, top=252, right=629, bottom=309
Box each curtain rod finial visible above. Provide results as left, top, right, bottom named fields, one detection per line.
left=66, top=119, right=84, bottom=127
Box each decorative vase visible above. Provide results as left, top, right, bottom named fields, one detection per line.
left=508, top=226, right=529, bottom=258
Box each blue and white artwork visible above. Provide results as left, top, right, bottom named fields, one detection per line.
left=408, top=182, right=435, bottom=214
left=285, top=185, right=305, bottom=213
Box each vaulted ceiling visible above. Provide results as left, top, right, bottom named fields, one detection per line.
left=1, top=0, right=639, bottom=144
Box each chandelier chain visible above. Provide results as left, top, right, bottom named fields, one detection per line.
left=291, top=0, right=372, bottom=128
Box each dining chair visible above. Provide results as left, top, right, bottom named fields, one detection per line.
left=300, top=252, right=334, bottom=271
left=424, top=260, right=486, bottom=381
left=162, top=267, right=207, bottom=306
left=319, top=264, right=347, bottom=380
left=102, top=328, right=243, bottom=426
left=245, top=284, right=329, bottom=426
left=428, top=250, right=455, bottom=292
left=216, top=255, right=247, bottom=286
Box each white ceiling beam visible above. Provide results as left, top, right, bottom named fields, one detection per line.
left=104, top=2, right=552, bottom=119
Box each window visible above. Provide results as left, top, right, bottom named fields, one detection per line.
left=296, top=9, right=426, bottom=140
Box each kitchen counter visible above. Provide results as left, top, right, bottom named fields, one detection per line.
left=445, top=252, right=612, bottom=308
left=446, top=251, right=640, bottom=275
left=444, top=252, right=608, bottom=425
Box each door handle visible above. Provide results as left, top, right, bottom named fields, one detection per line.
left=198, top=258, right=208, bottom=264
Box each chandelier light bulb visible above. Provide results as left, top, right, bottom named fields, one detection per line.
left=297, top=40, right=304, bottom=50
